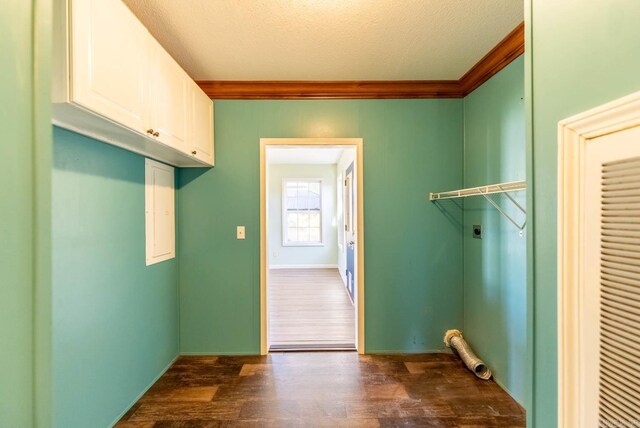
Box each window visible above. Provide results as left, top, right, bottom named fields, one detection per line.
left=283, top=179, right=322, bottom=245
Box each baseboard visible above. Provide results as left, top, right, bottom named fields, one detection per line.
left=109, top=353, right=179, bottom=427
left=493, top=376, right=525, bottom=409
left=339, top=269, right=347, bottom=286
left=179, top=351, right=259, bottom=356
left=269, top=264, right=338, bottom=269
left=365, top=348, right=452, bottom=354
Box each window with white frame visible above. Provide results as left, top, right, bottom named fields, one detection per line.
left=283, top=179, right=322, bottom=245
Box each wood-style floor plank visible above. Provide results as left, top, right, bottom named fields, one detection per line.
left=268, top=268, right=355, bottom=346
left=116, top=353, right=525, bottom=427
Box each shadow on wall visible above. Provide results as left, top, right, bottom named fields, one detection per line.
left=177, top=167, right=210, bottom=189
left=432, top=199, right=464, bottom=231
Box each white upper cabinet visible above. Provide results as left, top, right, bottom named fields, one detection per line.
left=147, top=40, right=189, bottom=152
left=52, top=0, right=214, bottom=168
left=189, top=81, right=215, bottom=165
left=70, top=0, right=147, bottom=132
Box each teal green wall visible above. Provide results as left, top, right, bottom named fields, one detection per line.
left=178, top=100, right=464, bottom=354
left=52, top=127, right=179, bottom=427
left=463, top=56, right=526, bottom=404
left=529, top=1, right=640, bottom=426
left=1, top=2, right=37, bottom=426
left=1, top=0, right=53, bottom=426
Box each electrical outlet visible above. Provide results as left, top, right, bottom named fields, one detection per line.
left=473, top=224, right=482, bottom=239
left=237, top=226, right=245, bottom=240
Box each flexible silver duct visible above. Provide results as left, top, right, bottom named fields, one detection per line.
left=444, top=329, right=492, bottom=380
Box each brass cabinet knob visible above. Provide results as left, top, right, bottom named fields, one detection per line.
left=192, top=150, right=197, bottom=155
left=153, top=131, right=159, bottom=137
left=146, top=128, right=154, bottom=134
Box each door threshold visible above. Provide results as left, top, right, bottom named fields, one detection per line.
left=269, top=343, right=356, bottom=352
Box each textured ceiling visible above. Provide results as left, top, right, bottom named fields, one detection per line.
left=123, top=0, right=523, bottom=81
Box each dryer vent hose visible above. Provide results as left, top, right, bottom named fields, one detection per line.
left=444, top=329, right=492, bottom=380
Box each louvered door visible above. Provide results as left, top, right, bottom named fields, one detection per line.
left=584, top=125, right=640, bottom=428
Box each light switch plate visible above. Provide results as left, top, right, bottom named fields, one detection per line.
left=237, top=226, right=245, bottom=240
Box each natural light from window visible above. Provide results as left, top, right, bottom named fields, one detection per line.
left=283, top=179, right=322, bottom=245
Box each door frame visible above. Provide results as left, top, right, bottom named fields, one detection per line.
left=558, top=90, right=640, bottom=428
left=260, top=138, right=365, bottom=354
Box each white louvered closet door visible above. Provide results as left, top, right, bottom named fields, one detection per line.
left=584, top=125, right=640, bottom=428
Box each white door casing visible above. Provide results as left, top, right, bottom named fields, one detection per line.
left=558, top=90, right=640, bottom=428
left=259, top=138, right=365, bottom=355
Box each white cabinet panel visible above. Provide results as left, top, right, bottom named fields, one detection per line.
left=147, top=40, right=189, bottom=152
left=70, top=0, right=147, bottom=131
left=53, top=0, right=215, bottom=168
left=189, top=83, right=215, bottom=165
left=145, top=159, right=175, bottom=265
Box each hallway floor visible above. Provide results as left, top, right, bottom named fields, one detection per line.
left=115, top=352, right=525, bottom=427
left=268, top=268, right=355, bottom=349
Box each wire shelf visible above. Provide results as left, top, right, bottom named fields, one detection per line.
left=429, top=180, right=527, bottom=232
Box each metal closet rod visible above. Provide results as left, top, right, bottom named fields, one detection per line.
left=429, top=180, right=527, bottom=231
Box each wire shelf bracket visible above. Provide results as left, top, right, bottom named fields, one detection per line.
left=429, top=180, right=526, bottom=233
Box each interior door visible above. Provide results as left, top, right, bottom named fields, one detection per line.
left=344, top=162, right=355, bottom=301
left=583, top=125, right=640, bottom=427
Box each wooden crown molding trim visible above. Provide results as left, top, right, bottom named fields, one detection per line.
left=459, top=22, right=525, bottom=95
left=196, top=80, right=463, bottom=99
left=196, top=22, right=524, bottom=99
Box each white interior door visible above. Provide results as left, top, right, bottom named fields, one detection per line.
left=344, top=164, right=356, bottom=302
left=583, top=125, right=640, bottom=427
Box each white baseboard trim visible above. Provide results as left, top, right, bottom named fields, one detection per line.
left=269, top=264, right=338, bottom=269
left=339, top=268, right=347, bottom=286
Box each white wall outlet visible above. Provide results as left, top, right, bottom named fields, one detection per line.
left=237, top=226, right=245, bottom=240
left=272, top=251, right=278, bottom=258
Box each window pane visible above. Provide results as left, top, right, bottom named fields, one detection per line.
left=309, top=196, right=320, bottom=210
left=297, top=195, right=308, bottom=210
left=298, top=212, right=310, bottom=228
left=309, top=227, right=321, bottom=242
left=309, top=182, right=320, bottom=195
left=283, top=180, right=323, bottom=245
left=298, top=228, right=310, bottom=242
left=287, top=227, right=298, bottom=242
left=286, top=196, right=297, bottom=210
left=287, top=212, right=298, bottom=228
left=310, top=212, right=321, bottom=227
left=286, top=183, right=298, bottom=197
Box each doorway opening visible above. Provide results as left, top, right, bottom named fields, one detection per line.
left=260, top=138, right=364, bottom=354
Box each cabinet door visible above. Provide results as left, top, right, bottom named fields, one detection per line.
left=145, top=159, right=175, bottom=265
left=147, top=40, right=189, bottom=152
left=189, top=84, right=215, bottom=165
left=70, top=0, right=147, bottom=132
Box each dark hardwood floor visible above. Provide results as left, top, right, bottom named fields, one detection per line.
left=115, top=352, right=525, bottom=427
